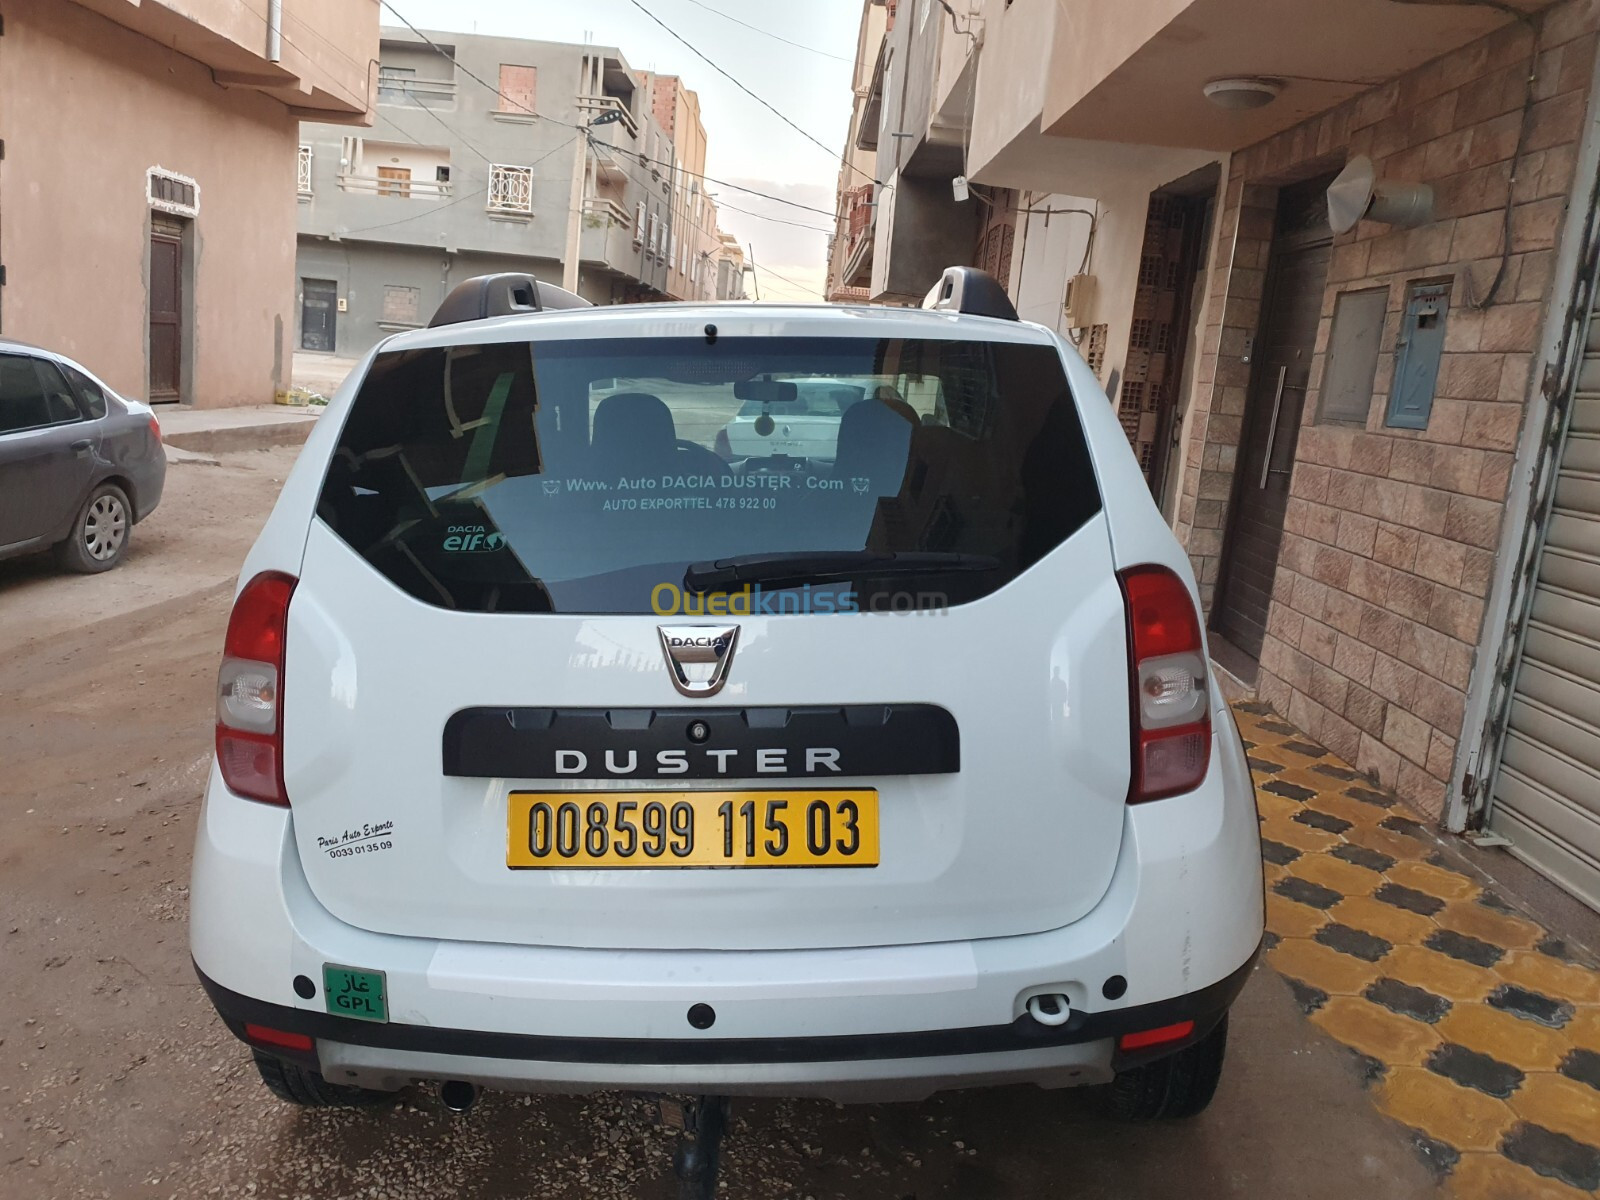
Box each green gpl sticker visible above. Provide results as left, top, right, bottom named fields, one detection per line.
left=323, top=964, right=388, bottom=1023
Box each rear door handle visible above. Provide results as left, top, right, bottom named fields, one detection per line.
left=70, top=438, right=94, bottom=453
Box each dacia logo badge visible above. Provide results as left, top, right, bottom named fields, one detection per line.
left=658, top=625, right=739, bottom=698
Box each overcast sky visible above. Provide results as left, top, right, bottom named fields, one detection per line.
left=380, top=0, right=861, bottom=299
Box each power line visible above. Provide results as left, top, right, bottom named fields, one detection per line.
left=381, top=1, right=541, bottom=120
left=335, top=135, right=578, bottom=238
left=634, top=154, right=839, bottom=217
left=744, top=252, right=820, bottom=299
left=336, top=185, right=490, bottom=237
left=709, top=193, right=832, bottom=234
left=671, top=0, right=853, bottom=63
left=590, top=139, right=816, bottom=299
left=622, top=0, right=873, bottom=184
left=740, top=242, right=819, bottom=302
left=380, top=1, right=844, bottom=222
left=390, top=92, right=495, bottom=164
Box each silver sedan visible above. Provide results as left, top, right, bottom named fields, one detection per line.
left=0, top=340, right=166, bottom=573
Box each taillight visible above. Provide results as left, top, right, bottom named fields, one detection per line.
left=148, top=414, right=162, bottom=443
left=1120, top=565, right=1211, bottom=803
left=216, top=572, right=296, bottom=806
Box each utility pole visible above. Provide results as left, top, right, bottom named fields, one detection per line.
left=746, top=243, right=761, bottom=301
left=563, top=56, right=594, bottom=295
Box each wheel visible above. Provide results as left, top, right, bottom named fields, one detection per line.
left=55, top=483, right=130, bottom=573
left=250, top=1049, right=395, bottom=1108
left=1104, top=1014, right=1228, bottom=1120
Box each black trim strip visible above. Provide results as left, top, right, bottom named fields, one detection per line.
left=442, top=704, right=961, bottom=780
left=197, top=946, right=1259, bottom=1068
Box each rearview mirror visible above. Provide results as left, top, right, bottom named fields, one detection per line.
left=733, top=380, right=798, bottom=404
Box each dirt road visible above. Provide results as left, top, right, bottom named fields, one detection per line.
left=0, top=449, right=1435, bottom=1199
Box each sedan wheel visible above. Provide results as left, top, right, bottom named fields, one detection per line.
left=56, top=483, right=133, bottom=574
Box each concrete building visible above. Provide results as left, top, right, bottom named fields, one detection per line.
left=714, top=232, right=749, bottom=301
left=825, top=0, right=890, bottom=301
left=296, top=30, right=735, bottom=360
left=0, top=0, right=378, bottom=407
left=647, top=75, right=726, bottom=303
left=840, top=0, right=1600, bottom=912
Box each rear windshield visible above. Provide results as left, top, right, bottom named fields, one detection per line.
left=317, top=336, right=1101, bottom=614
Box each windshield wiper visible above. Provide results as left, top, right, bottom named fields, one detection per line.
left=683, top=551, right=1001, bottom=594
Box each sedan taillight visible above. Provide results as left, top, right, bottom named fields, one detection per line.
left=216, top=572, right=296, bottom=806
left=1119, top=565, right=1211, bottom=804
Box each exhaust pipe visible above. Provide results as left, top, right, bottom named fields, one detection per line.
left=439, top=1080, right=480, bottom=1113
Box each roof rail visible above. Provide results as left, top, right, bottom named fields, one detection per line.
left=921, top=266, right=1018, bottom=321
left=428, top=273, right=593, bottom=328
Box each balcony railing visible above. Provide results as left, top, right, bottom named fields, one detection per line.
left=584, top=197, right=632, bottom=227
left=338, top=173, right=453, bottom=200
left=844, top=185, right=873, bottom=255
left=377, top=74, right=459, bottom=108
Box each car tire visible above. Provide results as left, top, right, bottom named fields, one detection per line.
left=1104, top=1014, right=1228, bottom=1121
left=250, top=1050, right=395, bottom=1108
left=55, top=483, right=131, bottom=574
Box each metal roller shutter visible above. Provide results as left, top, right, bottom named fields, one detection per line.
left=1488, top=382, right=1600, bottom=912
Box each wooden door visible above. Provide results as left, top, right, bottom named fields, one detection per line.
left=1212, top=178, right=1335, bottom=661
left=377, top=166, right=412, bottom=198
left=148, top=234, right=182, bottom=401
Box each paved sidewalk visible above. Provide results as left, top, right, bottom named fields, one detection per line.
left=1240, top=703, right=1600, bottom=1198
left=157, top=402, right=321, bottom=454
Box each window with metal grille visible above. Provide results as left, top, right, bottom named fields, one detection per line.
left=498, top=64, right=537, bottom=114
left=297, top=146, right=313, bottom=196
left=1130, top=318, right=1154, bottom=349
left=382, top=285, right=421, bottom=326
left=1137, top=254, right=1163, bottom=287
left=634, top=201, right=646, bottom=246
left=487, top=164, right=533, bottom=214
left=148, top=169, right=198, bottom=216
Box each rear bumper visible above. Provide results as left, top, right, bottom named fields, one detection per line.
left=125, top=448, right=166, bottom=523
left=198, top=949, right=1256, bottom=1101
left=190, top=691, right=1264, bottom=1102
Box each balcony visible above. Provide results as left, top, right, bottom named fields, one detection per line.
left=376, top=74, right=458, bottom=109
left=585, top=196, right=632, bottom=227
left=1039, top=0, right=1554, bottom=152
left=841, top=185, right=875, bottom=288
left=71, top=0, right=374, bottom=121
left=338, top=173, right=453, bottom=200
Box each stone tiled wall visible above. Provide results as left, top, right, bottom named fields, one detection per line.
left=1175, top=4, right=1599, bottom=818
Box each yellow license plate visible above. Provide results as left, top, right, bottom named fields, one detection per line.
left=507, top=790, right=879, bottom=869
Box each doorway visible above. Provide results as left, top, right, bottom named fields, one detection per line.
left=148, top=220, right=184, bottom=403
left=1120, top=182, right=1215, bottom=510
left=1211, top=175, right=1336, bottom=663
left=301, top=279, right=338, bottom=353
